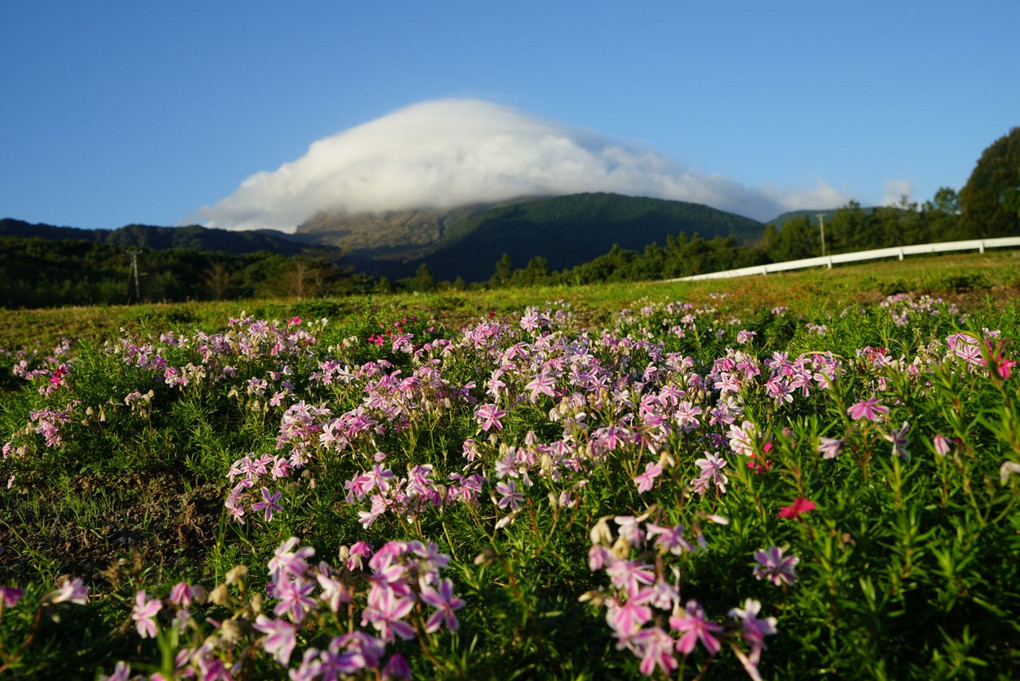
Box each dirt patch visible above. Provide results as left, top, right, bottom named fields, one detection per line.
left=0, top=473, right=225, bottom=588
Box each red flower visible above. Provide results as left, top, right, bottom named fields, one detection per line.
left=778, top=497, right=816, bottom=519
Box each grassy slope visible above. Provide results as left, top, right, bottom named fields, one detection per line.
left=417, top=192, right=766, bottom=281
left=1, top=249, right=1017, bottom=356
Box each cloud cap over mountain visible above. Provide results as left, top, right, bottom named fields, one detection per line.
left=193, top=99, right=846, bottom=231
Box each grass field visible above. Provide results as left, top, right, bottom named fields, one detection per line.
left=1, top=250, right=1019, bottom=679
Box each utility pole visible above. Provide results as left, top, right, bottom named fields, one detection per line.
left=128, top=249, right=142, bottom=302
left=816, top=214, right=827, bottom=257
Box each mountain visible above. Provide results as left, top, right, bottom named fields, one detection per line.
left=0, top=219, right=326, bottom=257
left=301, top=193, right=765, bottom=281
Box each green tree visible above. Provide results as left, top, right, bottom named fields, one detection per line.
left=409, top=263, right=436, bottom=291
left=492, top=253, right=513, bottom=287
left=959, top=127, right=1020, bottom=237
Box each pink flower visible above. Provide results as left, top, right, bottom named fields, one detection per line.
left=633, top=626, right=679, bottom=675
left=606, top=596, right=652, bottom=638
left=131, top=590, right=161, bottom=638
left=817, top=436, right=843, bottom=459
left=632, top=462, right=662, bottom=494
left=254, top=614, right=297, bottom=665
left=847, top=398, right=889, bottom=422
left=670, top=600, right=723, bottom=655
left=420, top=578, right=465, bottom=633
left=362, top=585, right=416, bottom=642
left=778, top=497, right=817, bottom=519
left=47, top=576, right=89, bottom=605
left=474, top=403, right=506, bottom=432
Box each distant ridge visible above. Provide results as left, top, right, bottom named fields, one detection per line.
left=0, top=218, right=325, bottom=257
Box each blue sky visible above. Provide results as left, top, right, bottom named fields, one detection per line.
left=1, top=1, right=1017, bottom=230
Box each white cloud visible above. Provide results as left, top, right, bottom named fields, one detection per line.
left=191, top=99, right=851, bottom=231
left=881, top=179, right=915, bottom=206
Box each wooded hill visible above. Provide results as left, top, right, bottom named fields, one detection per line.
left=0, top=218, right=323, bottom=256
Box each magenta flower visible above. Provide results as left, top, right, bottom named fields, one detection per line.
left=1, top=586, right=24, bottom=608
left=932, top=434, right=952, bottom=457
left=847, top=397, right=889, bottom=422
left=131, top=590, right=161, bottom=638
left=669, top=599, right=724, bottom=655
left=753, top=546, right=800, bottom=585
left=778, top=497, right=817, bottom=519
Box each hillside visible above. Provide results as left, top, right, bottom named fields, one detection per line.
left=298, top=193, right=765, bottom=281
left=413, top=193, right=765, bottom=281
left=0, top=218, right=324, bottom=257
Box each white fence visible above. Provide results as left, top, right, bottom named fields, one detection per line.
left=668, top=237, right=1020, bottom=282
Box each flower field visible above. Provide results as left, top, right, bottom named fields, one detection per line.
left=1, top=279, right=1019, bottom=679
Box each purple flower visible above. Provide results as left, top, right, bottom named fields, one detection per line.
left=131, top=590, right=161, bottom=639
left=100, top=661, right=132, bottom=681
left=729, top=598, right=777, bottom=665
left=494, top=480, right=523, bottom=512
left=753, top=546, right=799, bottom=585
left=420, top=578, right=465, bottom=633
left=883, top=421, right=911, bottom=460
left=847, top=397, right=889, bottom=422
left=692, top=451, right=728, bottom=496
left=646, top=523, right=696, bottom=555
left=252, top=487, right=283, bottom=521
